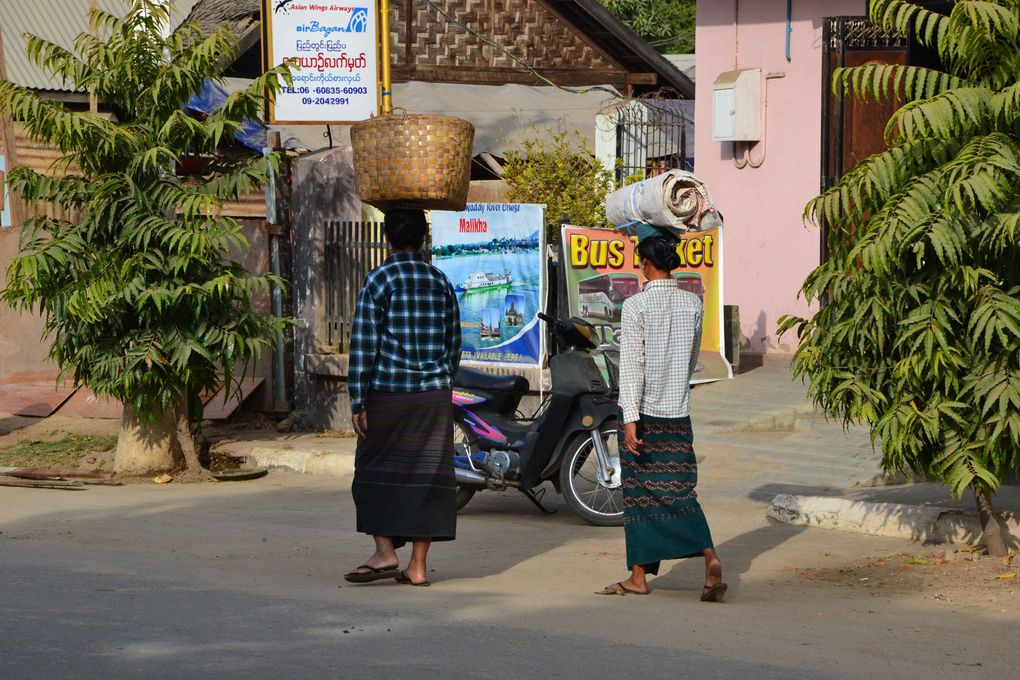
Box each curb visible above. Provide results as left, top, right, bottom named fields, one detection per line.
left=766, top=494, right=1019, bottom=545
left=697, top=403, right=816, bottom=435
left=245, top=447, right=355, bottom=478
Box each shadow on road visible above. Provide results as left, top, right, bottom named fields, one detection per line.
left=0, top=413, right=41, bottom=438
left=653, top=521, right=807, bottom=597
left=3, top=477, right=1013, bottom=679
left=747, top=482, right=848, bottom=503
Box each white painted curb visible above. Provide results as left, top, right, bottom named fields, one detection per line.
left=246, top=447, right=355, bottom=478
left=767, top=494, right=1018, bottom=545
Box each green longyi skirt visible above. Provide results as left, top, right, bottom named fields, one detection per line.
left=619, top=413, right=714, bottom=574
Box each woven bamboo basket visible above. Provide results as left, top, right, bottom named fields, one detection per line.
left=350, top=113, right=475, bottom=212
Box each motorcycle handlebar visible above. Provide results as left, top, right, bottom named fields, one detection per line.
left=537, top=312, right=567, bottom=329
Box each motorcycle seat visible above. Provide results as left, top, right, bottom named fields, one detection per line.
left=454, top=366, right=529, bottom=393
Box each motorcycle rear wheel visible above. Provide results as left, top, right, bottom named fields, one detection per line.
left=456, top=486, right=477, bottom=511
left=559, top=428, right=624, bottom=526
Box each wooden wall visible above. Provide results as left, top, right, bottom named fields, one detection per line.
left=387, top=0, right=645, bottom=89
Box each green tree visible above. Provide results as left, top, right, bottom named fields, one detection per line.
left=779, top=0, right=1020, bottom=556
left=503, top=129, right=618, bottom=244
left=600, top=0, right=696, bottom=53
left=0, top=0, right=290, bottom=475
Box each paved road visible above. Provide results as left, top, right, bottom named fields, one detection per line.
left=1, top=474, right=1015, bottom=680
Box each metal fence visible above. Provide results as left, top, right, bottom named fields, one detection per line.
left=613, top=98, right=693, bottom=185
left=323, top=220, right=388, bottom=352
left=323, top=220, right=434, bottom=352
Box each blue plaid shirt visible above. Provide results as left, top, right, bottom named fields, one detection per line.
left=348, top=251, right=461, bottom=413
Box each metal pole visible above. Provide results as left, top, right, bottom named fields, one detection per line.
left=785, top=0, right=793, bottom=62
left=0, top=29, right=21, bottom=229
left=264, top=137, right=288, bottom=412
left=270, top=233, right=286, bottom=408
left=380, top=0, right=393, bottom=113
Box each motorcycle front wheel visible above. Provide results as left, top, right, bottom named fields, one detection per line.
left=453, top=421, right=479, bottom=511
left=559, top=428, right=624, bottom=526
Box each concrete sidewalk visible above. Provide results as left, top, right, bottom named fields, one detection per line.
left=213, top=432, right=358, bottom=477
left=692, top=359, right=816, bottom=433
left=766, top=480, right=1020, bottom=547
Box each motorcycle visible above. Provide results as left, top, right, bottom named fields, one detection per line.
left=451, top=313, right=624, bottom=526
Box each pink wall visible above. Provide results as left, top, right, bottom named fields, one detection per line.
left=695, top=0, right=865, bottom=356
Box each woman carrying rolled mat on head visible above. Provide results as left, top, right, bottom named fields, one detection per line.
left=599, top=224, right=726, bottom=602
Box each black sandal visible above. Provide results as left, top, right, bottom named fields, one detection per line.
left=343, top=564, right=400, bottom=583
left=394, top=570, right=431, bottom=587
left=700, top=582, right=728, bottom=602
left=598, top=581, right=649, bottom=596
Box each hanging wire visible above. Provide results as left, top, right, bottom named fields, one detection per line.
left=647, top=32, right=696, bottom=48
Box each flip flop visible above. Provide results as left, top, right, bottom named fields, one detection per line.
left=597, top=581, right=649, bottom=596
left=343, top=564, right=400, bottom=583
left=700, top=582, right=728, bottom=602
left=394, top=570, right=431, bottom=587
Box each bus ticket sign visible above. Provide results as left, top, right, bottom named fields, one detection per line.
left=560, top=225, right=732, bottom=383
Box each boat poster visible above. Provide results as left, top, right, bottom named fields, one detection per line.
left=431, top=204, right=546, bottom=368
left=560, top=225, right=732, bottom=383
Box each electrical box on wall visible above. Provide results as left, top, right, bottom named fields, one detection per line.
left=712, top=69, right=762, bottom=142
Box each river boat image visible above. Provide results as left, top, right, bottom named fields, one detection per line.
left=457, top=270, right=512, bottom=292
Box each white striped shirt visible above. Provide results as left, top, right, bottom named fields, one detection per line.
left=618, top=279, right=703, bottom=424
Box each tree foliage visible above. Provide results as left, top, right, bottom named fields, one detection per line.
left=779, top=1, right=1020, bottom=552
left=503, top=129, right=618, bottom=243
left=600, top=0, right=696, bottom=53
left=0, top=1, right=290, bottom=441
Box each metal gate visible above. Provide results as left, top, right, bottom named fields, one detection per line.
left=323, top=220, right=388, bottom=352
left=611, top=96, right=692, bottom=185
left=820, top=16, right=907, bottom=261
left=323, top=221, right=433, bottom=353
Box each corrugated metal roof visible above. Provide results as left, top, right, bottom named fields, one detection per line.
left=664, top=55, right=696, bottom=84
left=0, top=0, right=200, bottom=92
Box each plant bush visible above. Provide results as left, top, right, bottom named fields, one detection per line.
left=0, top=0, right=290, bottom=473
left=503, top=129, right=618, bottom=244
left=779, top=0, right=1020, bottom=555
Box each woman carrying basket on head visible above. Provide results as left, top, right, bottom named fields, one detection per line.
left=343, top=207, right=461, bottom=588
left=599, top=225, right=726, bottom=602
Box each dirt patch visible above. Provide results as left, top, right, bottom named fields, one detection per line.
left=202, top=411, right=279, bottom=434
left=0, top=414, right=118, bottom=450
left=0, top=433, right=118, bottom=469
left=310, top=429, right=357, bottom=439
left=202, top=448, right=248, bottom=474
left=791, top=548, right=1020, bottom=613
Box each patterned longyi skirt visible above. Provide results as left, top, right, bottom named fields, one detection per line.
left=619, top=413, right=714, bottom=574
left=352, top=390, right=457, bottom=546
